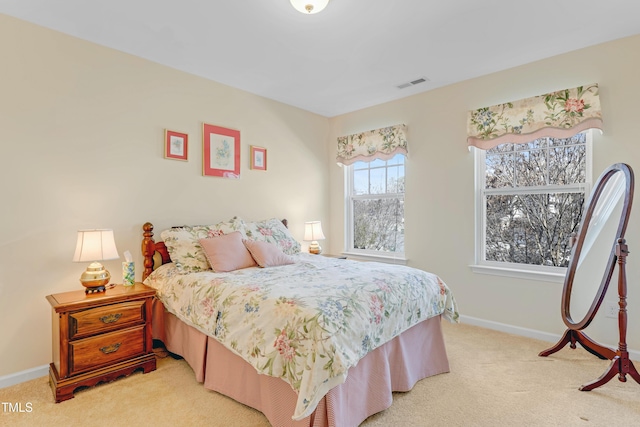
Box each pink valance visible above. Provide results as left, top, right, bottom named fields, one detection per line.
left=467, top=84, right=602, bottom=150
left=337, top=124, right=407, bottom=166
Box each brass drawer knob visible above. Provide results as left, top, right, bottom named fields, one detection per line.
left=100, top=343, right=121, bottom=354
left=99, top=313, right=122, bottom=324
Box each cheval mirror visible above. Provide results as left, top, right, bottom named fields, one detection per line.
left=539, top=163, right=640, bottom=390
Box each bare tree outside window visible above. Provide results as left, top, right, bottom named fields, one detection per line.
left=353, top=198, right=404, bottom=251
left=483, top=132, right=588, bottom=267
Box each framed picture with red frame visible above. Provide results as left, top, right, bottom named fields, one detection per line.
left=202, top=123, right=240, bottom=179
left=250, top=146, right=267, bottom=171
left=164, top=130, right=188, bottom=161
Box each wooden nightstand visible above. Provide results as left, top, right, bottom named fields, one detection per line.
left=46, top=283, right=157, bottom=402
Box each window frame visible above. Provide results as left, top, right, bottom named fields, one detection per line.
left=344, top=155, right=407, bottom=262
left=471, top=131, right=593, bottom=282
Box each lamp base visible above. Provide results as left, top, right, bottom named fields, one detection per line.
left=308, top=241, right=322, bottom=254
left=80, top=262, right=111, bottom=293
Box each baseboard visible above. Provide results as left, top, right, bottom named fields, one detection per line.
left=0, top=365, right=48, bottom=389
left=460, top=314, right=640, bottom=362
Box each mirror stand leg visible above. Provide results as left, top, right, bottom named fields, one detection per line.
left=538, top=329, right=576, bottom=357
left=579, top=351, right=640, bottom=391
left=627, top=358, right=640, bottom=384
left=581, top=239, right=640, bottom=391
left=539, top=329, right=615, bottom=360
left=579, top=358, right=620, bottom=391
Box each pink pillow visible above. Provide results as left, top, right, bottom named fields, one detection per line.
left=243, top=239, right=295, bottom=268
left=199, top=232, right=257, bottom=272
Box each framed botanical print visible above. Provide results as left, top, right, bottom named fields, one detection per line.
left=164, top=130, right=188, bottom=161
left=202, top=123, right=240, bottom=179
left=250, top=146, right=267, bottom=171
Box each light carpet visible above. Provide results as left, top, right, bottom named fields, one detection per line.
left=1, top=322, right=639, bottom=426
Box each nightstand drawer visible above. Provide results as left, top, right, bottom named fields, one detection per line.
left=69, top=300, right=146, bottom=339
left=69, top=326, right=145, bottom=375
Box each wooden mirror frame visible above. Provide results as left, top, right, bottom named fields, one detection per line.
left=563, top=163, right=633, bottom=331
left=539, top=163, right=640, bottom=390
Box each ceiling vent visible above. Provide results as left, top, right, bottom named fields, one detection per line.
left=397, top=77, right=429, bottom=89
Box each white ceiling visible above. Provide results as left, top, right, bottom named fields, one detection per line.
left=2, top=0, right=640, bottom=117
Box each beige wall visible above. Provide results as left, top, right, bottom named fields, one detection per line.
left=0, top=15, right=330, bottom=377
left=328, top=34, right=640, bottom=353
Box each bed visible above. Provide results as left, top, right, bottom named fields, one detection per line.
left=141, top=218, right=458, bottom=426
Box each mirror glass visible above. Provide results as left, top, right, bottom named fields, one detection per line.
left=568, top=171, right=626, bottom=324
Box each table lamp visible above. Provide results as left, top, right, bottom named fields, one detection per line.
left=73, top=229, right=119, bottom=293
left=304, top=221, right=325, bottom=254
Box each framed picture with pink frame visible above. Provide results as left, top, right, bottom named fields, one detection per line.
left=164, top=130, right=188, bottom=161
left=250, top=146, right=267, bottom=171
left=202, top=123, right=240, bottom=179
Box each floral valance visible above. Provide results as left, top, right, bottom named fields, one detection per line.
left=336, top=124, right=407, bottom=166
left=467, top=83, right=602, bottom=150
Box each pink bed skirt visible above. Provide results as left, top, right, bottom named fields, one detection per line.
left=152, top=300, right=450, bottom=427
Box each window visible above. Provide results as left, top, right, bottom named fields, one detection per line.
left=345, top=154, right=405, bottom=258
left=474, top=131, right=591, bottom=277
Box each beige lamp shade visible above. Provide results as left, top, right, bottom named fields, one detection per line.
left=73, top=229, right=119, bottom=291
left=290, top=0, right=329, bottom=14
left=304, top=221, right=325, bottom=254
left=73, top=229, right=119, bottom=262
left=304, top=221, right=326, bottom=241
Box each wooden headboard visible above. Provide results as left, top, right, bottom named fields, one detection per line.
left=141, top=222, right=170, bottom=281
left=141, top=219, right=289, bottom=281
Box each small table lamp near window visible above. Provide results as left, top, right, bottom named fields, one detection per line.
left=73, top=229, right=119, bottom=293
left=304, top=221, right=325, bottom=254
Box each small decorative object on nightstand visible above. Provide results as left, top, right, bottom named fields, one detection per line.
left=72, top=229, right=120, bottom=293
left=304, top=221, right=325, bottom=254
left=46, top=283, right=157, bottom=402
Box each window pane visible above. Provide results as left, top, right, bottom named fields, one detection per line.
left=387, top=154, right=403, bottom=165
left=549, top=132, right=587, bottom=146
left=515, top=138, right=547, bottom=150
left=487, top=143, right=514, bottom=154
left=370, top=158, right=385, bottom=168
left=486, top=153, right=515, bottom=189
left=353, top=161, right=369, bottom=171
left=386, top=165, right=398, bottom=193
left=369, top=167, right=386, bottom=194
left=353, top=169, right=369, bottom=195
left=515, top=149, right=546, bottom=187
left=485, top=192, right=584, bottom=267
left=549, top=145, right=586, bottom=185
left=353, top=198, right=404, bottom=252
left=386, top=165, right=405, bottom=193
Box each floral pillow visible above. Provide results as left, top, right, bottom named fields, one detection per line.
left=243, top=218, right=301, bottom=255
left=160, top=217, right=246, bottom=273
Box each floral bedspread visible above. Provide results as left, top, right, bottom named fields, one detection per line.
left=144, top=253, right=459, bottom=420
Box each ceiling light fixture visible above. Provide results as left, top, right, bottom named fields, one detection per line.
left=290, top=0, right=330, bottom=14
